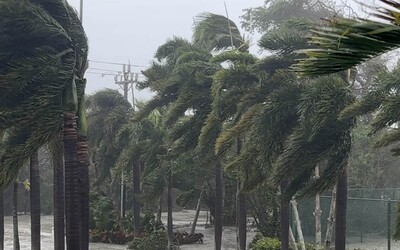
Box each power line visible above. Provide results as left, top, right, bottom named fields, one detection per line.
left=88, top=67, right=121, bottom=73
left=86, top=71, right=119, bottom=76
left=89, top=60, right=147, bottom=68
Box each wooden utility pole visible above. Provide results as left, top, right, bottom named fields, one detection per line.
left=114, top=64, right=138, bottom=218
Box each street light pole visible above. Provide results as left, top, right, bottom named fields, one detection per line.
left=80, top=0, right=83, bottom=22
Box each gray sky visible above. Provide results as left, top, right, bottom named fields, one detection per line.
left=66, top=0, right=265, bottom=102
left=66, top=0, right=377, bottom=102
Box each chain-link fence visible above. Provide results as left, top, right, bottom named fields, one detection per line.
left=293, top=188, right=400, bottom=250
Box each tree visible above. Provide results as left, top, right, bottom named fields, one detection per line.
left=50, top=134, right=65, bottom=250
left=137, top=13, right=246, bottom=249
left=30, top=151, right=40, bottom=250
left=13, top=181, right=19, bottom=250
left=0, top=1, right=88, bottom=249
left=294, top=0, right=400, bottom=243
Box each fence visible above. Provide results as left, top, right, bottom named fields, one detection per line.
left=293, top=188, right=400, bottom=250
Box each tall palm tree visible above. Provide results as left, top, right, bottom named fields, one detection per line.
left=87, top=89, right=132, bottom=230
left=0, top=130, right=4, bottom=250
left=137, top=13, right=246, bottom=250
left=115, top=109, right=167, bottom=237
left=30, top=151, right=40, bottom=250
left=0, top=1, right=88, bottom=249
left=49, top=133, right=64, bottom=250
left=0, top=191, right=3, bottom=250
left=293, top=0, right=400, bottom=245
left=13, top=181, right=19, bottom=250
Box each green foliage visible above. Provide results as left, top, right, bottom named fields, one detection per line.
left=241, top=0, right=335, bottom=33
left=89, top=230, right=134, bottom=245
left=140, top=212, right=165, bottom=235
left=89, top=195, right=117, bottom=231
left=0, top=0, right=88, bottom=188
left=128, top=230, right=168, bottom=250
left=249, top=234, right=315, bottom=250
left=295, top=1, right=400, bottom=75
left=249, top=236, right=280, bottom=250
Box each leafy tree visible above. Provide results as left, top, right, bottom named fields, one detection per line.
left=0, top=0, right=88, bottom=249
left=137, top=12, right=246, bottom=250
left=294, top=0, right=400, bottom=242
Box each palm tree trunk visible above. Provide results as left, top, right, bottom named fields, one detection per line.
left=13, top=182, right=20, bottom=250
left=291, top=200, right=305, bottom=250
left=156, top=196, right=162, bottom=224
left=167, top=169, right=174, bottom=249
left=78, top=135, right=89, bottom=250
left=280, top=181, right=290, bottom=250
left=63, top=112, right=80, bottom=250
left=215, top=159, right=224, bottom=250
left=0, top=192, right=3, bottom=250
left=324, top=186, right=337, bottom=250
left=133, top=161, right=141, bottom=237
left=30, top=152, right=41, bottom=250
left=238, top=189, right=246, bottom=250
left=190, top=189, right=203, bottom=235
left=289, top=226, right=298, bottom=250
left=236, top=138, right=246, bottom=250
left=314, top=166, right=322, bottom=249
left=335, top=162, right=348, bottom=250
left=53, top=139, right=65, bottom=250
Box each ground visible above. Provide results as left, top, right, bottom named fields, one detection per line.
left=3, top=211, right=399, bottom=249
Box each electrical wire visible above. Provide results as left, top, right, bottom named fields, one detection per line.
left=88, top=59, right=147, bottom=68
left=88, top=67, right=121, bottom=73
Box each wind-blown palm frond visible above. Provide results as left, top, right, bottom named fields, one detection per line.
left=339, top=65, right=400, bottom=144
left=259, top=28, right=308, bottom=55
left=295, top=0, right=400, bottom=75
left=0, top=0, right=82, bottom=188
left=211, top=51, right=257, bottom=64
left=215, top=103, right=263, bottom=155
left=193, top=13, right=247, bottom=52
left=155, top=37, right=194, bottom=64
left=274, top=75, right=355, bottom=197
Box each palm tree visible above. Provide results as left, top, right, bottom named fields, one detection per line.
left=30, top=151, right=40, bottom=250
left=115, top=109, right=167, bottom=237
left=0, top=130, right=4, bottom=250
left=13, top=181, right=19, bottom=250
left=50, top=133, right=65, bottom=250
left=0, top=191, right=3, bottom=250
left=0, top=1, right=88, bottom=249
left=137, top=13, right=246, bottom=250
left=86, top=89, right=132, bottom=230
left=293, top=0, right=400, bottom=245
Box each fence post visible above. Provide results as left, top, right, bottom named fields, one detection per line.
left=388, top=198, right=392, bottom=250
left=360, top=189, right=363, bottom=244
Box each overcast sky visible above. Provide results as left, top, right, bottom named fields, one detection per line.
left=65, top=0, right=374, bottom=102
left=66, top=0, right=265, bottom=102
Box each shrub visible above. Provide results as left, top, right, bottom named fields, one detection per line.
left=250, top=237, right=280, bottom=250
left=128, top=230, right=168, bottom=250
left=249, top=234, right=315, bottom=250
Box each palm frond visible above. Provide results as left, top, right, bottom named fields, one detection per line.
left=259, top=28, right=309, bottom=55
left=295, top=11, right=400, bottom=75
left=215, top=103, right=263, bottom=155
left=193, top=12, right=246, bottom=52
left=375, top=128, right=400, bottom=148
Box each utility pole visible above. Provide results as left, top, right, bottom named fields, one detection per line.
left=80, top=0, right=83, bottom=22
left=114, top=63, right=138, bottom=218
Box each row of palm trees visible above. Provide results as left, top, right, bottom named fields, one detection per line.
left=0, top=0, right=89, bottom=250
left=127, top=1, right=400, bottom=249
left=1, top=1, right=400, bottom=250
left=123, top=8, right=354, bottom=250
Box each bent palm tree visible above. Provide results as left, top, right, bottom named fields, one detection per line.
left=0, top=1, right=88, bottom=249
left=294, top=0, right=400, bottom=242
left=30, top=151, right=40, bottom=250
left=138, top=13, right=246, bottom=250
